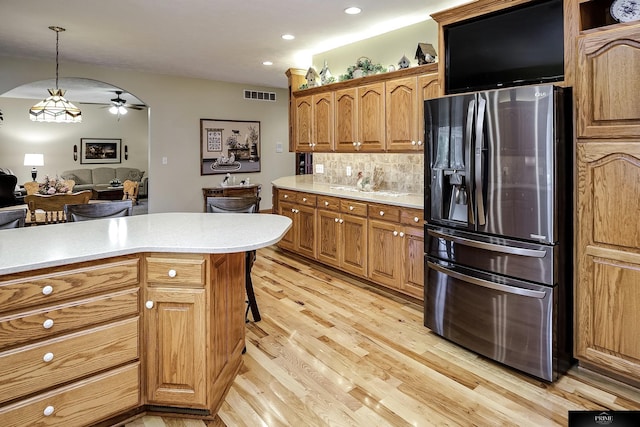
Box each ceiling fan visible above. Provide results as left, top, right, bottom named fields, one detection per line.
left=109, top=90, right=144, bottom=116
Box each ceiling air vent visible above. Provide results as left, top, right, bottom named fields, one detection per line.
left=244, top=90, right=276, bottom=102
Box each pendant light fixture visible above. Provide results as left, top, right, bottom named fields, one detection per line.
left=29, top=26, right=82, bottom=123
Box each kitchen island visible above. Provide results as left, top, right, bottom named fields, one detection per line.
left=0, top=213, right=291, bottom=426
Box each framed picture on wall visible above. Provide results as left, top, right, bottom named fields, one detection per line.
left=200, top=119, right=261, bottom=175
left=80, top=138, right=122, bottom=164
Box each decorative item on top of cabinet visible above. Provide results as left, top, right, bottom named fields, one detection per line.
left=415, top=43, right=437, bottom=65
left=576, top=24, right=640, bottom=138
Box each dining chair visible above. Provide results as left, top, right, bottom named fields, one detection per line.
left=122, top=180, right=140, bottom=205
left=0, top=208, right=27, bottom=229
left=206, top=196, right=261, bottom=322
left=25, top=190, right=93, bottom=224
left=23, top=181, right=40, bottom=196
left=64, top=200, right=133, bottom=222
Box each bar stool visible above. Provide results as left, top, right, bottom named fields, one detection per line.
left=206, top=195, right=261, bottom=322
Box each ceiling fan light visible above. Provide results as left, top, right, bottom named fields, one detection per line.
left=109, top=105, right=118, bottom=114
left=118, top=106, right=127, bottom=115
left=29, top=88, right=82, bottom=123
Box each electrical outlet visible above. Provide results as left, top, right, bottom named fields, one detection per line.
left=162, top=157, right=168, bottom=165
left=315, top=163, right=324, bottom=174
left=346, top=166, right=352, bottom=176
left=276, top=142, right=283, bottom=153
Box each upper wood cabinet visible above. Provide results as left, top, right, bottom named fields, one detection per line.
left=576, top=24, right=640, bottom=139
left=287, top=64, right=439, bottom=153
left=293, top=92, right=334, bottom=152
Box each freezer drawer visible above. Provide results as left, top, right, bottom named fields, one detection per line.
left=425, top=258, right=557, bottom=381
left=426, top=225, right=556, bottom=286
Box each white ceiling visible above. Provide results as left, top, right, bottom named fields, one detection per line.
left=0, top=0, right=464, bottom=103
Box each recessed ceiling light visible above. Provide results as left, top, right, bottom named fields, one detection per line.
left=263, top=61, right=273, bottom=66
left=344, top=7, right=361, bottom=15
left=281, top=34, right=295, bottom=40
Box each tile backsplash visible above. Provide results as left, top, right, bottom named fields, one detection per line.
left=312, top=153, right=424, bottom=194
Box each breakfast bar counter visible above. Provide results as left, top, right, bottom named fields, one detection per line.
left=0, top=213, right=291, bottom=426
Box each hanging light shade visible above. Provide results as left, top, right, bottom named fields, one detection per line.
left=29, top=26, right=82, bottom=123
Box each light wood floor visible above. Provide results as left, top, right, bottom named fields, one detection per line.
left=129, top=246, right=640, bottom=427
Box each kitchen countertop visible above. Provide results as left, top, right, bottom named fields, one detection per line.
left=0, top=213, right=292, bottom=275
left=272, top=175, right=424, bottom=209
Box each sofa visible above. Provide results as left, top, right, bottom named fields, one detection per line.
left=61, top=167, right=148, bottom=197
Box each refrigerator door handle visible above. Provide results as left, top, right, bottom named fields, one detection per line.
left=428, top=261, right=548, bottom=299
left=465, top=100, right=476, bottom=225
left=474, top=97, right=487, bottom=226
left=428, top=229, right=547, bottom=258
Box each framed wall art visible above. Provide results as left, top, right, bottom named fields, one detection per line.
left=200, top=119, right=261, bottom=175
left=80, top=138, right=122, bottom=164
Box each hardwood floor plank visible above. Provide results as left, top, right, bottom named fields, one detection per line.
left=130, top=246, right=640, bottom=426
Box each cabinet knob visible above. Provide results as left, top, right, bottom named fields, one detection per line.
left=324, top=201, right=329, bottom=206
left=43, top=406, right=55, bottom=417
left=42, top=285, right=53, bottom=296
left=145, top=300, right=154, bottom=309
left=303, top=197, right=307, bottom=202
left=334, top=218, right=339, bottom=222
left=411, top=140, right=417, bottom=146
left=414, top=216, right=419, bottom=223
left=349, top=205, right=354, bottom=211
left=379, top=210, right=384, bottom=216
left=284, top=194, right=289, bottom=198
left=339, top=219, right=344, bottom=224
left=393, top=231, right=398, bottom=236
left=43, top=319, right=54, bottom=329
left=167, top=269, right=177, bottom=278
left=417, top=140, right=423, bottom=146
left=43, top=352, right=54, bottom=363
left=399, top=232, right=405, bottom=237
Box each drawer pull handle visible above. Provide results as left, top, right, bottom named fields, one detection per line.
left=42, top=285, right=53, bottom=296
left=325, top=201, right=329, bottom=206
left=414, top=216, right=419, bottom=223
left=43, top=319, right=54, bottom=329
left=43, top=406, right=55, bottom=416
left=168, top=269, right=177, bottom=278
left=43, top=352, right=54, bottom=363
left=349, top=206, right=354, bottom=211
left=379, top=210, right=385, bottom=216
left=145, top=300, right=154, bottom=309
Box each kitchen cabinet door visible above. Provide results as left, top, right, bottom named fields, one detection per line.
left=335, top=88, right=359, bottom=152
left=317, top=209, right=340, bottom=267
left=368, top=218, right=402, bottom=290
left=313, top=91, right=334, bottom=151
left=576, top=25, right=640, bottom=138
left=386, top=77, right=420, bottom=151
left=294, top=95, right=313, bottom=151
left=340, top=213, right=368, bottom=277
left=418, top=72, right=441, bottom=149
left=575, top=141, right=640, bottom=382
left=358, top=82, right=386, bottom=152
left=400, top=225, right=424, bottom=300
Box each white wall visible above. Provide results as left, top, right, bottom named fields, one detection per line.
left=0, top=57, right=294, bottom=212
left=311, top=20, right=438, bottom=82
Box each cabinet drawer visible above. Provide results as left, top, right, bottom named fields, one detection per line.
left=146, top=256, right=206, bottom=287
left=400, top=209, right=424, bottom=226
left=0, top=288, right=139, bottom=350
left=278, top=189, right=298, bottom=202
left=340, top=199, right=368, bottom=217
left=369, top=203, right=400, bottom=222
left=0, top=362, right=140, bottom=427
left=0, top=317, right=139, bottom=404
left=297, top=193, right=317, bottom=206
left=0, top=257, right=139, bottom=313
left=317, top=196, right=340, bottom=211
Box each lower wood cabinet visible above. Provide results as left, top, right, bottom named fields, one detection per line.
left=276, top=188, right=424, bottom=301
left=144, top=253, right=245, bottom=413
left=575, top=141, right=640, bottom=384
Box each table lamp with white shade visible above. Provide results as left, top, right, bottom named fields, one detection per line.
left=24, top=154, right=44, bottom=181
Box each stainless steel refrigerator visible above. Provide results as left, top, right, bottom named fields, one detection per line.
left=423, top=84, right=573, bottom=381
